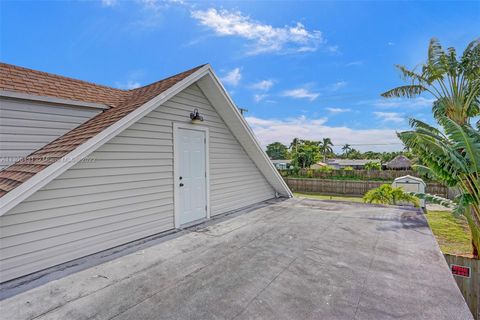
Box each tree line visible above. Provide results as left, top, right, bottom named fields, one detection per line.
left=266, top=139, right=413, bottom=168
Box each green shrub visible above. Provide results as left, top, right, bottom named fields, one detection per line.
left=290, top=166, right=300, bottom=176
left=318, top=165, right=334, bottom=173
left=306, top=169, right=314, bottom=178
left=364, top=161, right=381, bottom=171
left=363, top=184, right=419, bottom=207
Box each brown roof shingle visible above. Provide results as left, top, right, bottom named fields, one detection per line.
left=0, top=63, right=127, bottom=107
left=0, top=62, right=206, bottom=197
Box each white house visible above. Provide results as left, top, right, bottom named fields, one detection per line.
left=325, top=159, right=381, bottom=170
left=0, top=63, right=292, bottom=282
left=271, top=159, right=291, bottom=170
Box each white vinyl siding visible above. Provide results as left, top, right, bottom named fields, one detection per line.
left=0, top=98, right=102, bottom=170
left=0, top=84, right=275, bottom=282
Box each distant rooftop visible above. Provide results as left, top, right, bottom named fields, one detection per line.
left=271, top=159, right=292, bottom=164
left=326, top=159, right=380, bottom=166
left=386, top=155, right=412, bottom=169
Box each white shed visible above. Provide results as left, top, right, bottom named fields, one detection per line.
left=0, top=63, right=292, bottom=282
left=392, top=175, right=426, bottom=208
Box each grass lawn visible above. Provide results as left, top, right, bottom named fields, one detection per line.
left=295, top=192, right=472, bottom=256
left=425, top=211, right=472, bottom=256
left=294, top=192, right=364, bottom=203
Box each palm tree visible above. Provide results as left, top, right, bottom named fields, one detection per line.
left=383, top=37, right=480, bottom=257
left=319, top=138, right=333, bottom=163
left=290, top=138, right=301, bottom=153
left=381, top=38, right=480, bottom=125
left=399, top=117, right=479, bottom=258
left=342, top=144, right=352, bottom=157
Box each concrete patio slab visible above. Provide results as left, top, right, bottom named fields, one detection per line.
left=0, top=198, right=473, bottom=320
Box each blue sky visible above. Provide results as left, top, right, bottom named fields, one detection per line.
left=1, top=0, right=479, bottom=152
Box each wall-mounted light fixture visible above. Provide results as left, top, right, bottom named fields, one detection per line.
left=190, top=108, right=204, bottom=123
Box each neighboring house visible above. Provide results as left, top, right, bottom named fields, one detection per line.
left=0, top=63, right=292, bottom=282
left=271, top=159, right=291, bottom=170
left=310, top=162, right=328, bottom=170
left=385, top=155, right=412, bottom=170
left=325, top=159, right=381, bottom=170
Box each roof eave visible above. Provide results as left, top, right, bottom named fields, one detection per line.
left=0, top=90, right=110, bottom=110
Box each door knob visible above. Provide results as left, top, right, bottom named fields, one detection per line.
left=179, top=183, right=184, bottom=187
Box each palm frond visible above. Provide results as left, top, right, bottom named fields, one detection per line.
left=412, top=164, right=436, bottom=179
left=452, top=193, right=476, bottom=217
left=412, top=192, right=455, bottom=208
left=465, top=81, right=480, bottom=118
left=395, top=65, right=429, bottom=84
left=364, top=184, right=419, bottom=207
left=430, top=38, right=450, bottom=71
left=460, top=38, right=480, bottom=80
left=381, top=85, right=426, bottom=98
left=439, top=116, right=480, bottom=172
left=392, top=187, right=420, bottom=207
left=428, top=38, right=444, bottom=66
left=408, top=118, right=444, bottom=137
left=398, top=130, right=463, bottom=185
left=446, top=47, right=458, bottom=75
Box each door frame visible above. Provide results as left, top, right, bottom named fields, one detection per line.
left=173, top=122, right=210, bottom=228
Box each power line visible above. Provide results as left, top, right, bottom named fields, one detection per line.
left=336, top=143, right=404, bottom=146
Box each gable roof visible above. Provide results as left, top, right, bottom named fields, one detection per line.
left=393, top=175, right=425, bottom=185
left=0, top=63, right=204, bottom=197
left=0, top=63, right=292, bottom=214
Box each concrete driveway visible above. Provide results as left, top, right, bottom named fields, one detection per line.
left=0, top=198, right=473, bottom=320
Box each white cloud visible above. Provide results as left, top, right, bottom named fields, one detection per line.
left=139, top=0, right=180, bottom=11
left=282, top=88, right=320, bottom=101
left=115, top=81, right=142, bottom=90
left=327, top=45, right=339, bottom=53
left=388, top=41, right=395, bottom=46
left=101, top=0, right=117, bottom=7
left=345, top=61, right=363, bottom=67
left=326, top=107, right=351, bottom=114
left=328, top=81, right=347, bottom=91
left=245, top=115, right=403, bottom=152
left=141, top=0, right=159, bottom=9
left=374, top=112, right=405, bottom=123
left=220, top=67, right=242, bottom=87
left=251, top=79, right=274, bottom=91
left=373, top=97, right=435, bottom=108
left=254, top=94, right=269, bottom=103
left=191, top=8, right=324, bottom=54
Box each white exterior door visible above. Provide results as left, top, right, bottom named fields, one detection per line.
left=177, top=128, right=207, bottom=225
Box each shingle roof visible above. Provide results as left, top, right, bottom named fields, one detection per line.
left=0, top=63, right=126, bottom=107
left=0, top=62, right=205, bottom=197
